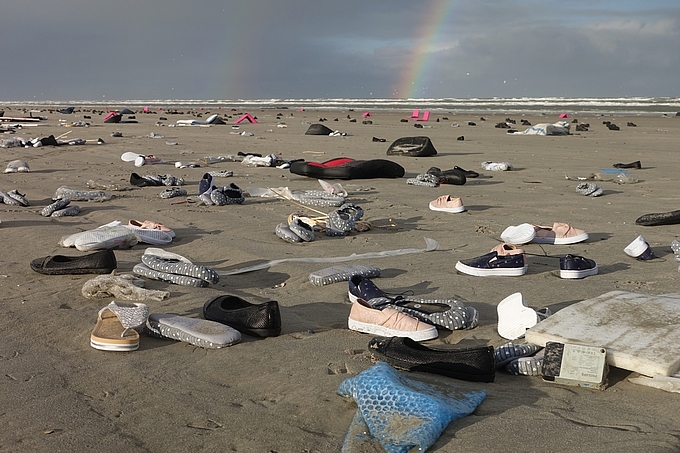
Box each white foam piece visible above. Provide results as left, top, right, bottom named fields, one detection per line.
left=526, top=291, right=680, bottom=377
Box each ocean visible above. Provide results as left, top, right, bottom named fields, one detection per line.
left=3, top=97, right=680, bottom=116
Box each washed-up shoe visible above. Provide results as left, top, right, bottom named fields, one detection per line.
left=428, top=195, right=465, bottom=213
left=494, top=341, right=543, bottom=367
left=500, top=223, right=535, bottom=245
left=481, top=161, right=512, bottom=171
left=90, top=302, right=148, bottom=351
left=368, top=336, right=495, bottom=382
left=635, top=209, right=680, bottom=226
left=348, top=298, right=438, bottom=342
left=130, top=173, right=163, bottom=187
left=559, top=254, right=598, bottom=279
left=146, top=313, right=241, bottom=349
left=425, top=167, right=467, bottom=185
left=348, top=275, right=477, bottom=331
left=576, top=182, right=603, bottom=197
left=406, top=173, right=440, bottom=187
left=531, top=222, right=589, bottom=245
left=613, top=161, right=641, bottom=169
left=31, top=249, right=117, bottom=275
left=203, top=295, right=282, bottom=337
left=455, top=243, right=527, bottom=277
left=289, top=215, right=315, bottom=242
left=505, top=350, right=545, bottom=376
left=4, top=160, right=30, bottom=173
left=496, top=292, right=542, bottom=340
left=624, top=235, right=655, bottom=260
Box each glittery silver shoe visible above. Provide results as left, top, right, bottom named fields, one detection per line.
left=140, top=254, right=219, bottom=284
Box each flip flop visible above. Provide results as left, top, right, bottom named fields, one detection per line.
left=90, top=302, right=148, bottom=351
left=146, top=313, right=241, bottom=349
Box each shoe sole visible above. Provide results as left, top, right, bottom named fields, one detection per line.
left=428, top=203, right=465, bottom=213
left=500, top=224, right=536, bottom=245
left=347, top=318, right=438, bottom=341
left=455, top=261, right=527, bottom=277
left=532, top=232, right=589, bottom=245
left=559, top=265, right=599, bottom=279
left=506, top=356, right=544, bottom=376
left=90, top=338, right=139, bottom=352
left=624, top=238, right=649, bottom=258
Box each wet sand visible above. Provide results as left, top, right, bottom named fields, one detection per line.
left=1, top=106, right=679, bottom=452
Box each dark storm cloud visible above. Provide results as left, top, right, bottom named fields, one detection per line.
left=1, top=0, right=678, bottom=100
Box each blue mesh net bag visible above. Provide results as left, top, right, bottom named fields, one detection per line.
left=337, top=362, right=486, bottom=453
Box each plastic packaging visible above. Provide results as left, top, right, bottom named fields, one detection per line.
left=671, top=240, right=680, bottom=262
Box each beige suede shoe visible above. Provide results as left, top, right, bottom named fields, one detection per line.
left=348, top=298, right=438, bottom=342
left=532, top=222, right=588, bottom=245
left=428, top=195, right=465, bottom=213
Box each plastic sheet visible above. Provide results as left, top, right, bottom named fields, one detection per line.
left=218, top=238, right=439, bottom=276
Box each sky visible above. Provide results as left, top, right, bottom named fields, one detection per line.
left=2, top=0, right=679, bottom=101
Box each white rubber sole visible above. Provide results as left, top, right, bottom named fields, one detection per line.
left=455, top=261, right=528, bottom=277
left=90, top=339, right=139, bottom=352
left=500, top=223, right=536, bottom=245
left=624, top=236, right=649, bottom=257
left=428, top=203, right=466, bottom=213
left=560, top=265, right=598, bottom=279
left=532, top=232, right=589, bottom=245
left=347, top=318, right=438, bottom=341
left=121, top=151, right=141, bottom=162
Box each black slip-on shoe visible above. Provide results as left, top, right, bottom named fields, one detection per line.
left=453, top=166, right=479, bottom=178
left=635, top=210, right=680, bottom=226
left=130, top=173, right=163, bottom=187
left=203, top=295, right=282, bottom=337
left=613, top=161, right=641, bottom=169
left=425, top=167, right=467, bottom=185
left=559, top=254, right=598, bottom=279
left=368, top=336, right=495, bottom=382
left=30, top=249, right=117, bottom=275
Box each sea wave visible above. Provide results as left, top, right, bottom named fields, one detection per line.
left=3, top=97, right=679, bottom=115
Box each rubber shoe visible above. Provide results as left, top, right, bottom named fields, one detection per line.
left=500, top=223, right=536, bottom=245
left=348, top=298, right=438, bottom=342
left=428, top=195, right=465, bottom=213
left=532, top=222, right=589, bottom=245
left=348, top=275, right=477, bottom=331
left=624, top=235, right=655, bottom=260
left=368, top=336, right=495, bottom=382
left=559, top=254, right=598, bottom=279
left=455, top=245, right=527, bottom=277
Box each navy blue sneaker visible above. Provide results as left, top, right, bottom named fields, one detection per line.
left=455, top=245, right=527, bottom=277
left=348, top=275, right=478, bottom=330
left=559, top=254, right=598, bottom=279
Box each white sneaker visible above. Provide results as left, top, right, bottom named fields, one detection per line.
left=624, top=235, right=655, bottom=260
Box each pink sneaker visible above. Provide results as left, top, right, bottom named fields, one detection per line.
left=348, top=299, right=438, bottom=341
left=532, top=222, right=588, bottom=245
left=428, top=195, right=465, bottom=213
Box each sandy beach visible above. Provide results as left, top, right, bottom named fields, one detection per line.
left=1, top=106, right=679, bottom=452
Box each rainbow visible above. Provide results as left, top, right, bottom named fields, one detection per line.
left=395, top=0, right=457, bottom=99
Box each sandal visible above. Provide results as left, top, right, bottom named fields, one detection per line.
left=90, top=301, right=149, bottom=351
